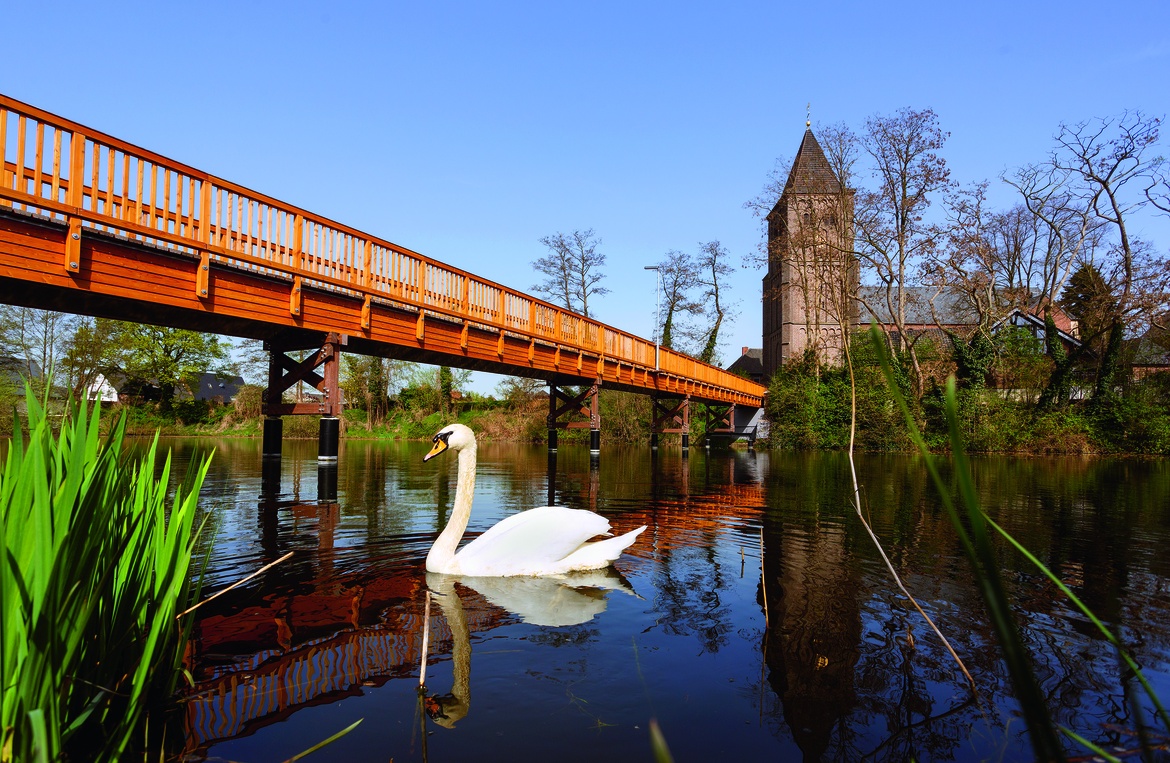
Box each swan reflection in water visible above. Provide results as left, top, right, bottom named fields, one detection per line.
left=422, top=569, right=639, bottom=728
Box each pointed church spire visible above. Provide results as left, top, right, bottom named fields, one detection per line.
left=784, top=127, right=842, bottom=195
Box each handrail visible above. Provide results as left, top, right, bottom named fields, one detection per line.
left=0, top=94, right=765, bottom=402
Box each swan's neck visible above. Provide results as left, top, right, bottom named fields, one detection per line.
left=426, top=444, right=476, bottom=573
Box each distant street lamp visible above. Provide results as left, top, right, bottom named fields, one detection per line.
left=643, top=265, right=661, bottom=370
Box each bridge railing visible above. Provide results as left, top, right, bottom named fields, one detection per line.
left=0, top=95, right=764, bottom=402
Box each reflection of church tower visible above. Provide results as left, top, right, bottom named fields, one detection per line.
left=762, top=128, right=856, bottom=379
left=760, top=455, right=862, bottom=761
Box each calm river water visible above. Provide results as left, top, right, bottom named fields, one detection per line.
left=165, top=437, right=1170, bottom=762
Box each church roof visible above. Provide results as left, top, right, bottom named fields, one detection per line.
left=784, top=129, right=843, bottom=195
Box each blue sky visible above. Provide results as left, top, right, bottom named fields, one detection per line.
left=3, top=1, right=1167, bottom=391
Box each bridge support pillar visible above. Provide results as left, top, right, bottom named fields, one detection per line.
left=261, top=456, right=282, bottom=497
left=263, top=331, right=346, bottom=463
left=547, top=380, right=601, bottom=454
left=262, top=416, right=283, bottom=459
left=546, top=451, right=557, bottom=506
left=319, top=416, right=340, bottom=463
left=651, top=395, right=690, bottom=450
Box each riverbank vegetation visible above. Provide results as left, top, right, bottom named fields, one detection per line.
left=766, top=329, right=1170, bottom=455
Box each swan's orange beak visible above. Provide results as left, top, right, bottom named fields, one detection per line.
left=424, top=432, right=450, bottom=462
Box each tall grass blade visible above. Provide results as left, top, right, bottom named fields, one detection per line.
left=282, top=719, right=363, bottom=763
left=649, top=719, right=674, bottom=763
left=984, top=514, right=1170, bottom=731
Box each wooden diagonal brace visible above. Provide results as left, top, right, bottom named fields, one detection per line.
left=548, top=381, right=601, bottom=430
left=704, top=403, right=735, bottom=435
left=652, top=395, right=690, bottom=434
left=263, top=332, right=344, bottom=416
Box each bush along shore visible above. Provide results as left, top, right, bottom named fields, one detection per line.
left=765, top=334, right=1170, bottom=456
left=5, top=387, right=703, bottom=447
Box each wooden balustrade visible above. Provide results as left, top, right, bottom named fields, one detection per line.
left=0, top=94, right=764, bottom=404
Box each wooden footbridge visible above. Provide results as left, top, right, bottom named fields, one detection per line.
left=0, top=94, right=764, bottom=455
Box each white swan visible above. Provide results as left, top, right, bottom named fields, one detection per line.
left=423, top=423, right=646, bottom=576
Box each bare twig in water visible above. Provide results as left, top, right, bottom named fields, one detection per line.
left=176, top=551, right=295, bottom=619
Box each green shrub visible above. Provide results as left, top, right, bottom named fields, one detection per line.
left=171, top=398, right=211, bottom=425
left=232, top=384, right=264, bottom=420
left=764, top=345, right=912, bottom=451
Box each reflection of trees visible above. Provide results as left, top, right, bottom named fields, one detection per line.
left=652, top=539, right=734, bottom=654
left=969, top=456, right=1170, bottom=740
left=341, top=442, right=388, bottom=530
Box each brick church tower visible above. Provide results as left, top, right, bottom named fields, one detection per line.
left=761, top=127, right=856, bottom=379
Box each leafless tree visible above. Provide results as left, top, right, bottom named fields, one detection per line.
left=743, top=155, right=792, bottom=271
left=654, top=249, right=701, bottom=350
left=931, top=183, right=1057, bottom=333
left=532, top=229, right=609, bottom=318
left=0, top=306, right=75, bottom=394
left=695, top=240, right=735, bottom=364
left=61, top=316, right=127, bottom=400
left=1002, top=166, right=1102, bottom=313
left=1000, top=111, right=1169, bottom=402
left=495, top=375, right=545, bottom=407
left=1048, top=112, right=1168, bottom=333
left=853, top=108, right=952, bottom=392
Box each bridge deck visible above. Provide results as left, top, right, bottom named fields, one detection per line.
left=0, top=95, right=764, bottom=406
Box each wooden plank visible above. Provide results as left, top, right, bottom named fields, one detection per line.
left=196, top=250, right=210, bottom=298
left=290, top=275, right=302, bottom=316
left=64, top=217, right=81, bottom=273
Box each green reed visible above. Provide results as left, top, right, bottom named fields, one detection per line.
left=872, top=326, right=1169, bottom=762
left=1, top=388, right=211, bottom=762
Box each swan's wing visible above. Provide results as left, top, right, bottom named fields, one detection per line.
left=557, top=525, right=647, bottom=572
left=453, top=506, right=612, bottom=576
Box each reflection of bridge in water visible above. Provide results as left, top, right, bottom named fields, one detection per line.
left=181, top=451, right=772, bottom=750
